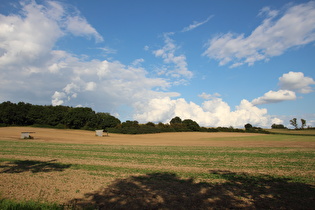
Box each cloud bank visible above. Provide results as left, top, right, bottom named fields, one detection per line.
left=203, top=2, right=315, bottom=67
left=0, top=0, right=176, bottom=113
left=134, top=97, right=282, bottom=128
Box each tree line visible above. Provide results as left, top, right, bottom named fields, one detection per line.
left=0, top=101, right=120, bottom=130
left=2, top=101, right=307, bottom=134
left=0, top=101, right=253, bottom=134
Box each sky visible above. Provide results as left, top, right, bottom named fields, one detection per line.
left=0, top=0, right=315, bottom=128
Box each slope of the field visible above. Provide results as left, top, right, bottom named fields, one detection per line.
left=1, top=127, right=315, bottom=147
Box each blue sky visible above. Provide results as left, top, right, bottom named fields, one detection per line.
left=1, top=0, right=315, bottom=128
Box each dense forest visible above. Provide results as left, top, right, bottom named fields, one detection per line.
left=0, top=101, right=269, bottom=134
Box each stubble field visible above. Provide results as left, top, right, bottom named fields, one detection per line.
left=0, top=127, right=315, bottom=209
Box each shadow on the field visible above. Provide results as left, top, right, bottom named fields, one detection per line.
left=0, top=159, right=71, bottom=173
left=69, top=171, right=315, bottom=209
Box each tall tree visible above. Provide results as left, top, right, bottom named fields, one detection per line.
left=290, top=118, right=298, bottom=129
left=301, top=119, right=306, bottom=129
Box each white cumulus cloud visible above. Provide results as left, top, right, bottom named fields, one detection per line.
left=0, top=1, right=63, bottom=69
left=279, top=71, right=315, bottom=94
left=252, top=90, right=296, bottom=105
left=49, top=57, right=176, bottom=110
left=52, top=91, right=66, bottom=106
left=203, top=2, right=315, bottom=67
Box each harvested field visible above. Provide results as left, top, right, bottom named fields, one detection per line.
left=0, top=127, right=315, bottom=209
left=1, top=127, right=315, bottom=147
